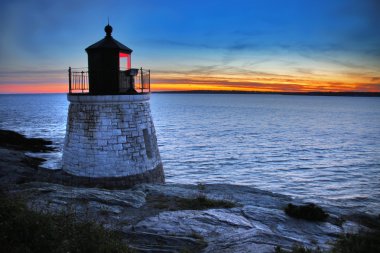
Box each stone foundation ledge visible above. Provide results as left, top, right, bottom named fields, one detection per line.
left=68, top=94, right=150, bottom=103
left=37, top=163, right=165, bottom=189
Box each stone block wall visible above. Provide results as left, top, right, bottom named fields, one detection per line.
left=62, top=94, right=164, bottom=183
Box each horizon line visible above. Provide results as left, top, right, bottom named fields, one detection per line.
left=1, top=90, right=379, bottom=97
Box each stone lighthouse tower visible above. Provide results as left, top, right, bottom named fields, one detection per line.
left=62, top=24, right=164, bottom=187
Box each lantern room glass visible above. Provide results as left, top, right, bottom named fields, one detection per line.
left=119, top=52, right=131, bottom=70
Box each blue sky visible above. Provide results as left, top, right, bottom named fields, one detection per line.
left=0, top=0, right=379, bottom=92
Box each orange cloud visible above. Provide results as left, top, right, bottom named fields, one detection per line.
left=151, top=71, right=380, bottom=92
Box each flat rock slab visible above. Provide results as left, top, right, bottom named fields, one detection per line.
left=6, top=180, right=361, bottom=252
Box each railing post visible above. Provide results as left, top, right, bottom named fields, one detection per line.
left=81, top=71, right=84, bottom=93
left=148, top=69, right=151, bottom=93
left=140, top=67, right=143, bottom=93
left=68, top=67, right=72, bottom=94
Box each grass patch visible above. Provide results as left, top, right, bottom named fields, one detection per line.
left=275, top=245, right=322, bottom=253
left=148, top=194, right=236, bottom=211
left=190, top=231, right=204, bottom=240
left=344, top=213, right=380, bottom=230
left=177, top=195, right=236, bottom=210
left=152, top=201, right=171, bottom=210
left=285, top=203, right=329, bottom=222
left=0, top=192, right=133, bottom=253
left=275, top=229, right=380, bottom=253
left=331, top=229, right=380, bottom=253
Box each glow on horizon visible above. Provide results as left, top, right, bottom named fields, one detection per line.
left=2, top=55, right=378, bottom=93
left=150, top=69, right=380, bottom=92
left=1, top=65, right=380, bottom=93
left=0, top=83, right=67, bottom=94
left=1, top=75, right=379, bottom=94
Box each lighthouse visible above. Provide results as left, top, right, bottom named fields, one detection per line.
left=62, top=24, right=164, bottom=187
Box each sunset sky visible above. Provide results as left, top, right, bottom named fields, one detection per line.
left=0, top=0, right=379, bottom=93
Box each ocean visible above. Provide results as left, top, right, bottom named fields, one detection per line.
left=1, top=93, right=379, bottom=214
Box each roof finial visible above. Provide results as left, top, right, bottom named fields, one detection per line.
left=105, top=18, right=112, bottom=37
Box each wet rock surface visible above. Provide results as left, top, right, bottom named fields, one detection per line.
left=0, top=130, right=371, bottom=252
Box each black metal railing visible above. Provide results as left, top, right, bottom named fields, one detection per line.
left=140, top=68, right=151, bottom=92
left=119, top=68, right=151, bottom=94
left=68, top=67, right=150, bottom=94
left=68, top=68, right=89, bottom=93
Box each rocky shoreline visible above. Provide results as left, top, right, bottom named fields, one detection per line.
left=0, top=129, right=376, bottom=252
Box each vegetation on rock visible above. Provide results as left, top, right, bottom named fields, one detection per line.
left=177, top=195, right=236, bottom=210
left=150, top=194, right=236, bottom=211
left=330, top=229, right=380, bottom=253
left=275, top=245, right=322, bottom=253
left=275, top=217, right=380, bottom=253
left=0, top=192, right=133, bottom=253
left=285, top=203, right=329, bottom=222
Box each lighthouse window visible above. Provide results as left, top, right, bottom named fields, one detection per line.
left=119, top=52, right=131, bottom=70
left=120, top=57, right=128, bottom=70
left=143, top=129, right=152, bottom=159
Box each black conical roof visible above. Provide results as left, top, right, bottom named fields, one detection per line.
left=85, top=25, right=132, bottom=53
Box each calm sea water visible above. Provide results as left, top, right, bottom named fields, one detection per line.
left=1, top=93, right=379, bottom=214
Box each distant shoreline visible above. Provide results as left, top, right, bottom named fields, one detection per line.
left=155, top=90, right=380, bottom=97
left=1, top=91, right=379, bottom=97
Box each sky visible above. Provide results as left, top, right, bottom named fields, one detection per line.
left=0, top=0, right=379, bottom=93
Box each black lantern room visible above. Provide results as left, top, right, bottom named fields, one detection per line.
left=68, top=24, right=150, bottom=95
left=86, top=24, right=135, bottom=95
